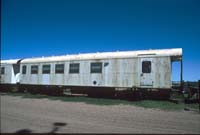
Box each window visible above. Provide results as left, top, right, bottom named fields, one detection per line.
left=13, top=64, right=20, bottom=75
left=31, top=65, right=38, bottom=74
left=22, top=65, right=26, bottom=74
left=91, top=62, right=102, bottom=73
left=55, top=64, right=64, bottom=74
left=142, top=61, right=151, bottom=73
left=42, top=65, right=51, bottom=74
left=69, top=63, right=79, bottom=74
left=1, top=67, right=5, bottom=74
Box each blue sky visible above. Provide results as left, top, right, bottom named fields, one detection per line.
left=1, top=0, right=200, bottom=81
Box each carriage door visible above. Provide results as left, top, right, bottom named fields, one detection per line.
left=139, top=58, right=154, bottom=87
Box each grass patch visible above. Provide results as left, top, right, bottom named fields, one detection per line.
left=133, top=100, right=182, bottom=110
left=3, top=92, right=131, bottom=105
left=186, top=103, right=199, bottom=110
left=3, top=92, right=48, bottom=99
left=2, top=92, right=199, bottom=111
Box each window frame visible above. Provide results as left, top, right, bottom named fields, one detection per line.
left=69, top=63, right=80, bottom=74
left=142, top=61, right=151, bottom=73
left=13, top=64, right=20, bottom=75
left=22, top=65, right=27, bottom=74
left=31, top=65, right=39, bottom=74
left=1, top=67, right=5, bottom=74
left=90, top=62, right=102, bottom=73
left=42, top=64, right=51, bottom=74
left=55, top=64, right=64, bottom=74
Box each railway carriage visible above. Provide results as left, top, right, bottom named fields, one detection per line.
left=0, top=48, right=183, bottom=99
left=0, top=59, right=22, bottom=91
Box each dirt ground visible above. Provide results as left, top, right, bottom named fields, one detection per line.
left=1, top=94, right=200, bottom=134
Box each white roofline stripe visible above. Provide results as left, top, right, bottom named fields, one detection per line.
left=1, top=48, right=182, bottom=64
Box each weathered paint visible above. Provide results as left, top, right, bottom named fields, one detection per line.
left=19, top=56, right=173, bottom=89
left=138, top=57, right=154, bottom=87
left=21, top=48, right=182, bottom=63
left=0, top=59, right=20, bottom=84
left=1, top=48, right=182, bottom=90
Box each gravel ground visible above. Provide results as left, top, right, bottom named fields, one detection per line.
left=1, top=94, right=200, bottom=134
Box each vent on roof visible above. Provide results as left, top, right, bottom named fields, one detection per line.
left=137, top=53, right=156, bottom=56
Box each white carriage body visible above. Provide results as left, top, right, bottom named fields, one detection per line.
left=4, top=48, right=181, bottom=89
left=0, top=59, right=21, bottom=84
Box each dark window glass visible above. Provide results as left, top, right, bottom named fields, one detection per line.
left=42, top=65, right=51, bottom=74
left=142, top=61, right=151, bottom=73
left=22, top=65, right=26, bottom=74
left=55, top=64, right=64, bottom=74
left=31, top=65, right=38, bottom=74
left=1, top=67, right=5, bottom=74
left=69, top=63, right=79, bottom=74
left=13, top=64, right=20, bottom=75
left=91, top=62, right=102, bottom=73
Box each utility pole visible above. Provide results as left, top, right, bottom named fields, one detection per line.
left=198, top=80, right=200, bottom=113
left=180, top=57, right=183, bottom=92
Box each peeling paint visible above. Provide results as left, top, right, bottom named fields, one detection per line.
left=1, top=49, right=182, bottom=89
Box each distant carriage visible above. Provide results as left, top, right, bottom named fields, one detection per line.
left=0, top=48, right=183, bottom=99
